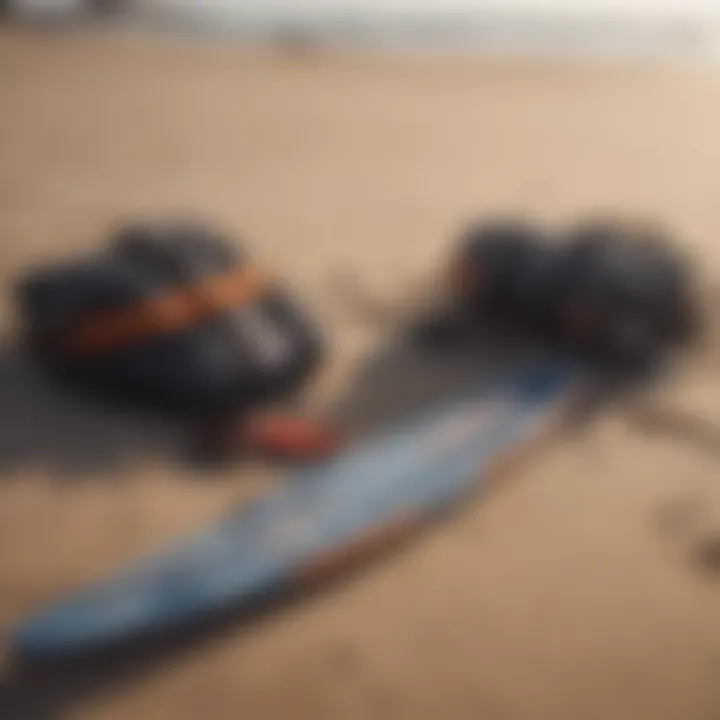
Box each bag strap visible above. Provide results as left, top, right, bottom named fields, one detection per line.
left=64, top=265, right=270, bottom=356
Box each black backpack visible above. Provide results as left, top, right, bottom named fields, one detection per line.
left=15, top=222, right=324, bottom=416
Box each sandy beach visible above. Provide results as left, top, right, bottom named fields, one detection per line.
left=1, top=25, right=720, bottom=719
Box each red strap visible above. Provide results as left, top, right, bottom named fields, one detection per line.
left=245, top=414, right=345, bottom=460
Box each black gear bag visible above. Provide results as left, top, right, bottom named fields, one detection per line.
left=15, top=222, right=323, bottom=415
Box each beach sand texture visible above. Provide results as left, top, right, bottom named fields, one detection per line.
left=1, top=27, right=720, bottom=720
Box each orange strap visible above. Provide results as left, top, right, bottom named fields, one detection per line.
left=65, top=266, right=270, bottom=356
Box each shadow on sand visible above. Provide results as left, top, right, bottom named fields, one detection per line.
left=0, top=310, right=545, bottom=482
left=0, top=342, right=191, bottom=482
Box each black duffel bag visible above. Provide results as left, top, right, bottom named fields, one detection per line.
left=446, top=216, right=699, bottom=369
left=15, top=222, right=324, bottom=416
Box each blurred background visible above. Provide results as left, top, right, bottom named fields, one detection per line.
left=3, top=2, right=720, bottom=720
left=6, top=1, right=720, bottom=58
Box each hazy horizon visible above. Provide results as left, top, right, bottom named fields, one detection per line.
left=14, top=0, right=720, bottom=59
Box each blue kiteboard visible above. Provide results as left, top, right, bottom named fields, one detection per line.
left=9, top=359, right=579, bottom=662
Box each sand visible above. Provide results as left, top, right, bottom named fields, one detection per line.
left=1, top=26, right=720, bottom=720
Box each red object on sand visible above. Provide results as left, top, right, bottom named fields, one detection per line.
left=244, top=414, right=345, bottom=460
